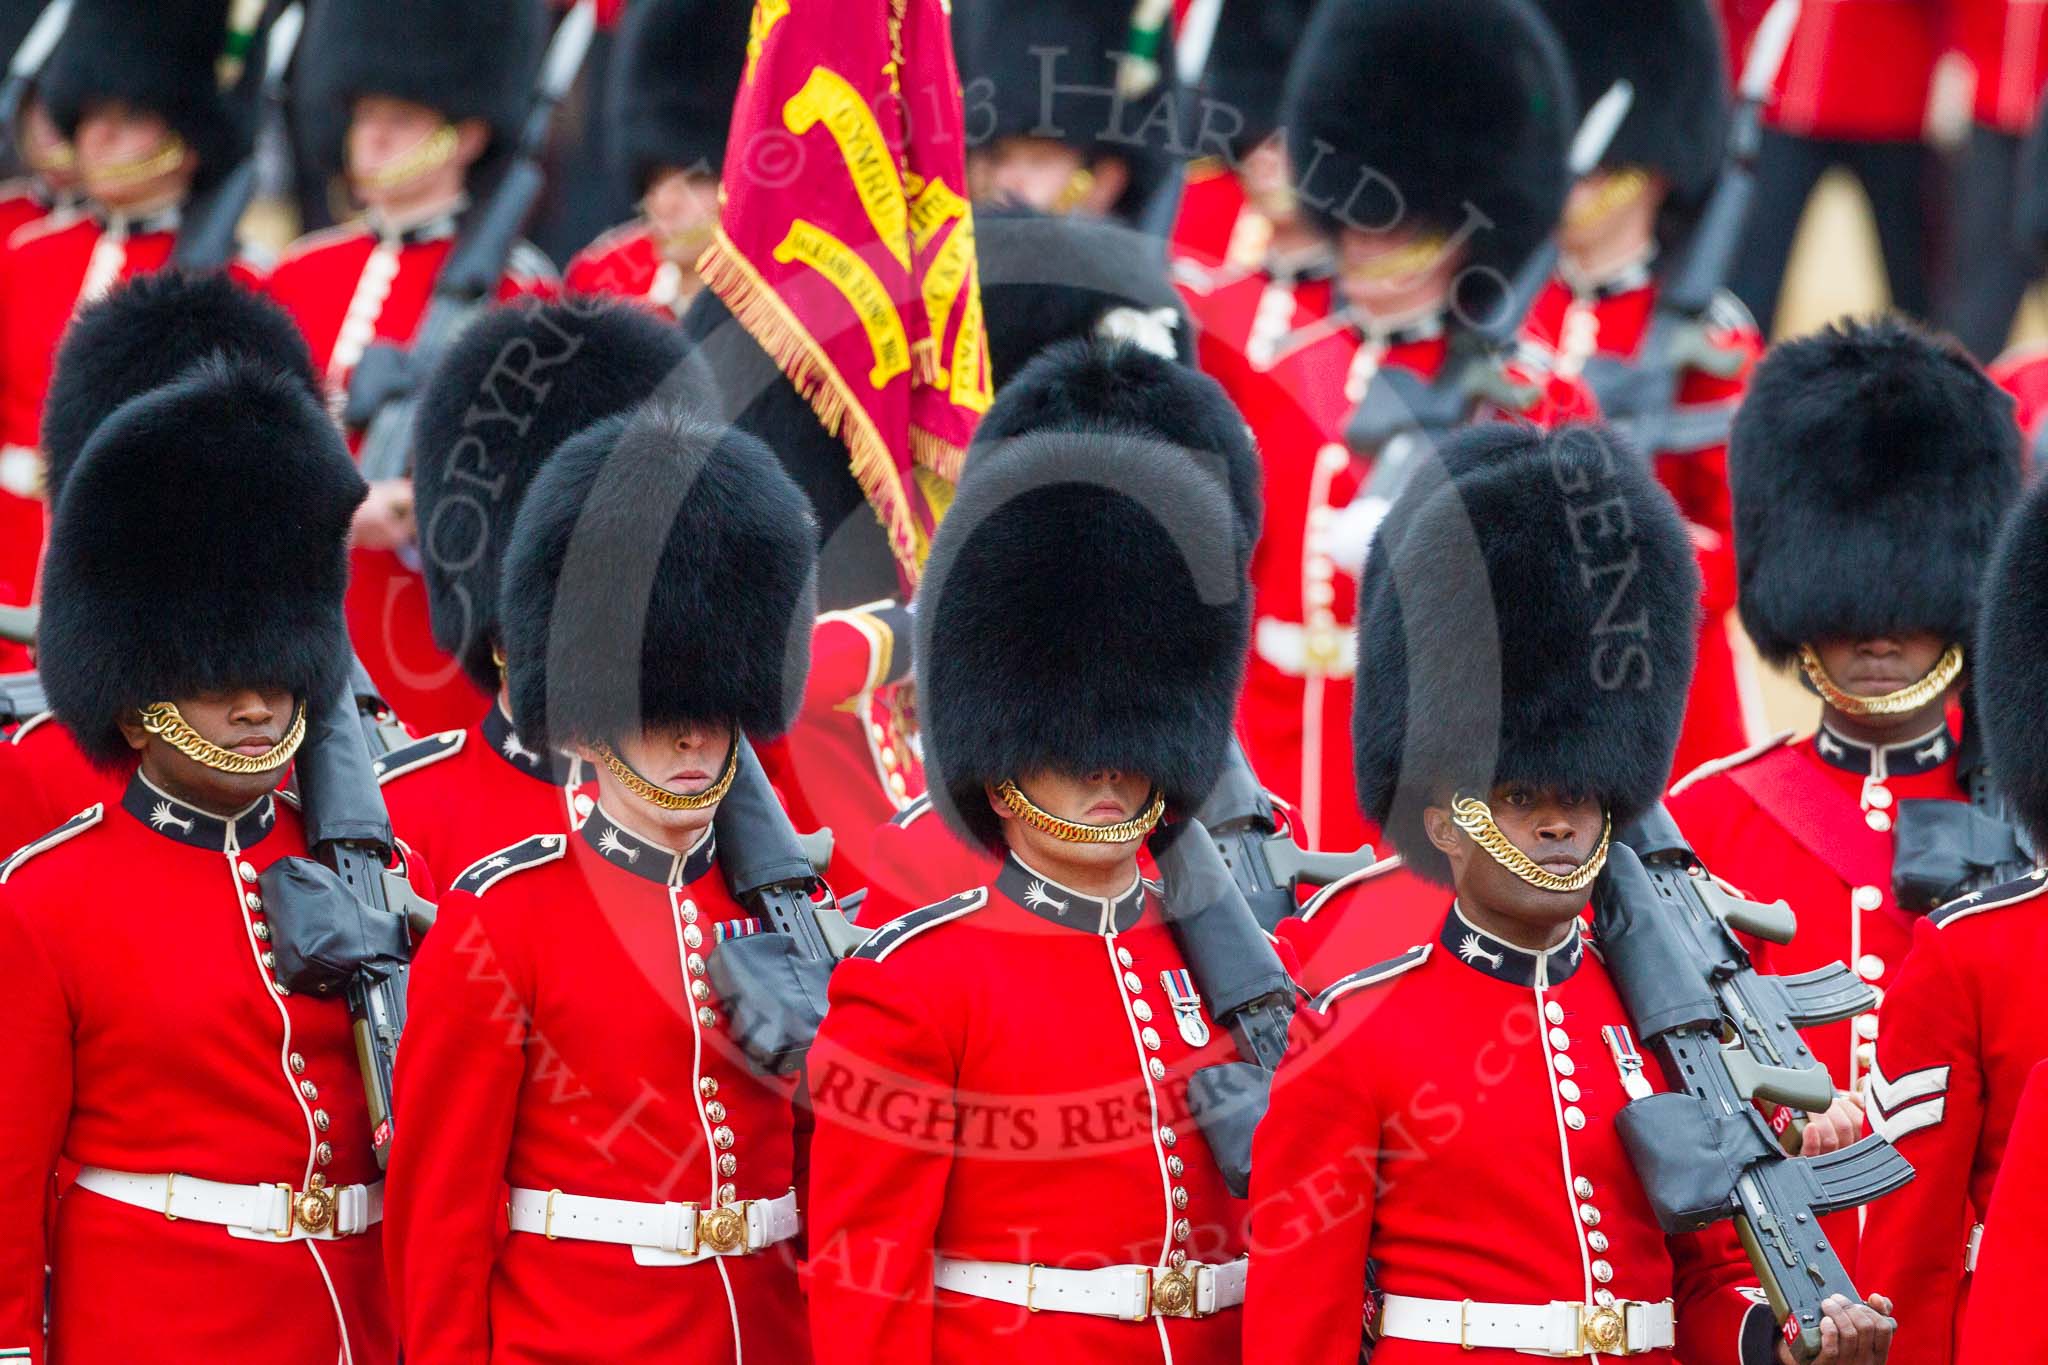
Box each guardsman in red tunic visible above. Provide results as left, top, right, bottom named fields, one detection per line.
left=1223, top=0, right=1594, bottom=855
left=1957, top=1061, right=2048, bottom=1363
left=1521, top=0, right=1765, bottom=781
left=807, top=394, right=1258, bottom=1361
left=0, top=93, right=81, bottom=244
left=1667, top=319, right=2020, bottom=1109
left=1722, top=0, right=1940, bottom=332
left=0, top=359, right=416, bottom=1364
left=269, top=0, right=556, bottom=736
left=1858, top=476, right=2048, bottom=1365
left=0, top=272, right=330, bottom=858
left=0, top=0, right=251, bottom=638
left=1250, top=419, right=1897, bottom=1364
left=563, top=0, right=744, bottom=314
left=375, top=299, right=691, bottom=878
left=385, top=404, right=817, bottom=1363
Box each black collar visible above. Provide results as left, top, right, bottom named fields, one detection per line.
left=92, top=201, right=183, bottom=237
left=1439, top=904, right=1585, bottom=987
left=1561, top=248, right=1658, bottom=302
left=482, top=702, right=580, bottom=785
left=365, top=200, right=465, bottom=248
left=122, top=771, right=277, bottom=851
left=1813, top=721, right=1953, bottom=778
left=579, top=803, right=717, bottom=887
left=1352, top=307, right=1447, bottom=350
left=996, top=853, right=1151, bottom=934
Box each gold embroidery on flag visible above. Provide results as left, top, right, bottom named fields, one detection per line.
left=771, top=219, right=911, bottom=387
left=784, top=67, right=911, bottom=271
left=745, top=0, right=789, bottom=85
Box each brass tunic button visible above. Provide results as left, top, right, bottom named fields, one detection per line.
left=712, top=1125, right=735, bottom=1150
left=1158, top=1126, right=1177, bottom=1148
left=1117, top=946, right=1134, bottom=968
left=290, top=1052, right=306, bottom=1075
left=1123, top=972, right=1144, bottom=993
left=1171, top=1186, right=1188, bottom=1209
left=1140, top=1027, right=1161, bottom=1050
left=699, top=1077, right=719, bottom=1098
left=314, top=1109, right=331, bottom=1132
left=691, top=980, right=711, bottom=1002
left=1866, top=809, right=1892, bottom=832
left=681, top=903, right=699, bottom=925
left=1167, top=1156, right=1184, bottom=1177
left=1149, top=1058, right=1166, bottom=1080
left=1544, top=1001, right=1565, bottom=1025
left=237, top=861, right=257, bottom=883
left=1574, top=1177, right=1595, bottom=1200
left=1168, top=1249, right=1188, bottom=1270
left=1553, top=1054, right=1574, bottom=1076
left=683, top=925, right=704, bottom=949
left=244, top=893, right=262, bottom=911
left=315, top=1142, right=333, bottom=1166
left=718, top=1153, right=738, bottom=1177
left=1548, top=1027, right=1571, bottom=1051
left=1564, top=1107, right=1586, bottom=1130
left=1595, top=1289, right=1617, bottom=1307
left=1588, top=1231, right=1610, bottom=1253
left=262, top=951, right=277, bottom=970
left=1132, top=1001, right=1153, bottom=1022
left=1173, top=1218, right=1191, bottom=1241
left=1853, top=885, right=1884, bottom=912
left=687, top=953, right=707, bottom=976
left=1558, top=1079, right=1581, bottom=1103
left=299, top=1080, right=319, bottom=1101
left=252, top=922, right=271, bottom=941
left=697, top=1007, right=719, bottom=1028
left=1591, top=1260, right=1614, bottom=1284
left=1579, top=1204, right=1600, bottom=1227
left=705, top=1100, right=727, bottom=1123
left=718, top=1182, right=738, bottom=1204
left=273, top=980, right=290, bottom=997
left=1857, top=954, right=1885, bottom=981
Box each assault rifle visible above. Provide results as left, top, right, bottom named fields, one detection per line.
left=349, top=0, right=597, bottom=479
left=1342, top=80, right=1634, bottom=507
left=1596, top=810, right=1913, bottom=1357
left=1154, top=816, right=1298, bottom=1196
left=171, top=1, right=304, bottom=270
left=1577, top=0, right=1798, bottom=458
left=1893, top=704, right=2034, bottom=910
left=259, top=670, right=434, bottom=1168
left=0, top=604, right=42, bottom=725
left=1196, top=737, right=1374, bottom=931
left=705, top=734, right=865, bottom=1075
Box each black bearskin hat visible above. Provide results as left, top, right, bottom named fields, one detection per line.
left=1199, top=0, right=1315, bottom=160
left=42, top=273, right=319, bottom=508
left=293, top=0, right=541, bottom=177
left=953, top=0, right=1183, bottom=222
left=413, top=299, right=691, bottom=693
left=969, top=337, right=1261, bottom=571
left=1730, top=317, right=2020, bottom=666
left=1282, top=0, right=1573, bottom=280
left=917, top=430, right=1250, bottom=849
left=607, top=0, right=750, bottom=196
left=1530, top=0, right=1727, bottom=212
left=1353, top=423, right=1699, bottom=886
left=1978, top=477, right=2048, bottom=845
left=500, top=402, right=817, bottom=754
left=40, top=359, right=365, bottom=766
left=978, top=208, right=1193, bottom=380
left=42, top=0, right=247, bottom=188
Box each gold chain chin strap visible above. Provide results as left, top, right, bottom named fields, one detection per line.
left=594, top=736, right=740, bottom=812
left=89, top=134, right=189, bottom=190
left=352, top=123, right=460, bottom=193
left=138, top=701, right=306, bottom=775
left=1449, top=795, right=1612, bottom=895
left=995, top=780, right=1166, bottom=845
left=1798, top=643, right=1965, bottom=718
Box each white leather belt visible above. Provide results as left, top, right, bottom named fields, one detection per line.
left=1965, top=1222, right=1984, bottom=1272
left=934, top=1255, right=1248, bottom=1320
left=1376, top=1293, right=1675, bottom=1356
left=75, top=1166, right=381, bottom=1242
left=506, top=1186, right=798, bottom=1267
left=0, top=444, right=41, bottom=499
left=1254, top=617, right=1356, bottom=679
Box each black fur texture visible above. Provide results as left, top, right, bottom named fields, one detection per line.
left=1730, top=316, right=2020, bottom=665
left=1353, top=423, right=1699, bottom=885
left=978, top=208, right=1194, bottom=381
left=969, top=337, right=1262, bottom=570
left=607, top=0, right=751, bottom=196
left=42, top=273, right=319, bottom=508
left=1978, top=475, right=2048, bottom=845
left=42, top=0, right=247, bottom=187
left=1282, top=0, right=1574, bottom=279
left=1531, top=0, right=1727, bottom=210
left=1199, top=0, right=1315, bottom=159
left=917, top=430, right=1250, bottom=849
left=952, top=0, right=1183, bottom=221
left=412, top=299, right=692, bottom=692
left=40, top=359, right=365, bottom=766
left=500, top=403, right=818, bottom=754
left=293, top=0, right=540, bottom=176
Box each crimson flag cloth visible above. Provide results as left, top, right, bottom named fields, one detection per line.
left=701, top=0, right=989, bottom=589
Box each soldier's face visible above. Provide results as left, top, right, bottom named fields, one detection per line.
left=1557, top=167, right=1666, bottom=263
left=1810, top=631, right=1957, bottom=735
left=968, top=138, right=1124, bottom=216
left=1336, top=225, right=1461, bottom=322
left=123, top=687, right=297, bottom=815
left=1237, top=133, right=1297, bottom=222
left=19, top=98, right=76, bottom=194
left=1427, top=782, right=1604, bottom=931
left=347, top=96, right=482, bottom=212
left=990, top=766, right=1153, bottom=879
left=576, top=718, right=735, bottom=847
left=75, top=103, right=192, bottom=209
left=643, top=167, right=720, bottom=262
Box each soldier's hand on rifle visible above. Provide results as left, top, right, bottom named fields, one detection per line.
left=352, top=478, right=417, bottom=552
left=1776, top=1294, right=1894, bottom=1364
left=1799, top=1091, right=1866, bottom=1156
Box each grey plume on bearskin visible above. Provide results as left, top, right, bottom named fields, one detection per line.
left=42, top=273, right=320, bottom=509
left=1352, top=423, right=1699, bottom=886
left=916, top=429, right=1250, bottom=849
left=412, top=299, right=692, bottom=693
left=41, top=0, right=249, bottom=189
left=969, top=337, right=1262, bottom=571
left=1729, top=316, right=2020, bottom=667
left=499, top=402, right=817, bottom=755
left=1975, top=476, right=2048, bottom=846
left=607, top=0, right=752, bottom=196
left=1281, top=0, right=1574, bottom=280
left=39, top=358, right=366, bottom=767
left=976, top=209, right=1193, bottom=383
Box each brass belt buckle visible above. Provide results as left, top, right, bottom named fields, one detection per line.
left=1578, top=1301, right=1628, bottom=1354
left=1147, top=1264, right=1198, bottom=1319
left=290, top=1173, right=337, bottom=1236
left=697, top=1200, right=749, bottom=1254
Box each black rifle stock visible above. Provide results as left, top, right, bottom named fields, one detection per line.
left=1153, top=817, right=1297, bottom=1196
left=1595, top=832, right=1912, bottom=1356
left=1196, top=738, right=1373, bottom=931
left=1893, top=704, right=2034, bottom=911
left=0, top=670, right=43, bottom=726
left=171, top=1, right=303, bottom=270
left=349, top=0, right=597, bottom=480
left=705, top=734, right=863, bottom=1076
